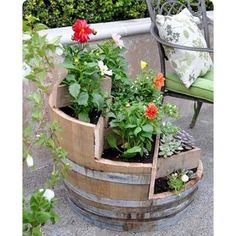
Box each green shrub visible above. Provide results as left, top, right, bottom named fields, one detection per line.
left=23, top=0, right=213, bottom=29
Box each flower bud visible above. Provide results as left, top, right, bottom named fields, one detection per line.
left=26, top=154, right=34, bottom=167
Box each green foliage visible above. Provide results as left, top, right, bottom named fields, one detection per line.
left=159, top=134, right=183, bottom=158
left=23, top=0, right=213, bottom=29
left=162, top=103, right=179, bottom=119
left=167, top=174, right=185, bottom=192
left=23, top=190, right=58, bottom=236
left=63, top=40, right=128, bottom=122
left=167, top=169, right=192, bottom=192
left=108, top=102, right=161, bottom=157
left=161, top=121, right=179, bottom=136
left=106, top=64, right=181, bottom=158
left=23, top=0, right=148, bottom=28
left=23, top=20, right=69, bottom=235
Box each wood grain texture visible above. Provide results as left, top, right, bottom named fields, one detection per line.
left=156, top=147, right=201, bottom=178
left=148, top=137, right=159, bottom=199
left=66, top=170, right=150, bottom=201
left=66, top=188, right=196, bottom=232
left=153, top=160, right=203, bottom=201
left=94, top=116, right=105, bottom=159
left=63, top=158, right=151, bottom=184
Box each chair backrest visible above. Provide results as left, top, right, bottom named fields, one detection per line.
left=145, top=0, right=212, bottom=74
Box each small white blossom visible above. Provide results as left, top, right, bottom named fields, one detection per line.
left=98, top=61, right=112, bottom=76
left=55, top=43, right=64, bottom=56
left=26, top=154, right=34, bottom=167
left=23, top=62, right=31, bottom=79
left=23, top=33, right=31, bottom=41
left=39, top=189, right=55, bottom=201
left=112, top=33, right=124, bottom=49
left=181, top=174, right=189, bottom=183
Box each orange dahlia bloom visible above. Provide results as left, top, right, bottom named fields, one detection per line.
left=154, top=73, right=165, bottom=90
left=145, top=103, right=158, bottom=120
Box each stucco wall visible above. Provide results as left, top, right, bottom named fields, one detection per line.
left=23, top=14, right=213, bottom=119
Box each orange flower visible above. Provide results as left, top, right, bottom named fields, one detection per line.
left=145, top=103, right=158, bottom=120
left=154, top=73, right=165, bottom=90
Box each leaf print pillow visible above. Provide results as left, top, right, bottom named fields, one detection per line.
left=156, top=8, right=212, bottom=88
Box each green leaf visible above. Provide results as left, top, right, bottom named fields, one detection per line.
left=134, top=127, right=142, bottom=136
left=78, top=112, right=89, bottom=122
left=32, top=226, right=43, bottom=236
left=183, top=30, right=189, bottom=39
left=69, top=83, right=80, bottom=98
left=34, top=23, right=48, bottom=31
left=23, top=20, right=30, bottom=32
left=63, top=62, right=77, bottom=70
left=77, top=92, right=89, bottom=105
left=123, top=146, right=141, bottom=158
left=23, top=210, right=33, bottom=224
left=155, top=127, right=161, bottom=134
left=107, top=133, right=118, bottom=149
left=35, top=212, right=51, bottom=224
left=66, top=74, right=76, bottom=83
left=106, top=112, right=116, bottom=118
left=34, top=133, right=47, bottom=145
left=124, top=124, right=136, bottom=128
left=32, top=111, right=43, bottom=121
left=142, top=124, right=153, bottom=133
left=86, top=62, right=98, bottom=67
left=28, top=92, right=41, bottom=104
left=92, top=93, right=104, bottom=109
left=141, top=132, right=153, bottom=140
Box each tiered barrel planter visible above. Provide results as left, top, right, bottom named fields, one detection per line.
left=48, top=78, right=203, bottom=232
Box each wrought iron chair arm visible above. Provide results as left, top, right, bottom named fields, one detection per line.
left=150, top=23, right=213, bottom=53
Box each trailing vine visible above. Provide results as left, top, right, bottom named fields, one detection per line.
left=23, top=16, right=69, bottom=236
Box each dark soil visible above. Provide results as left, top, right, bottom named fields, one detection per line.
left=154, top=168, right=198, bottom=194
left=59, top=106, right=101, bottom=125
left=154, top=177, right=169, bottom=193
left=102, top=144, right=155, bottom=164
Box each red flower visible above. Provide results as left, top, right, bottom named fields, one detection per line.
left=145, top=103, right=158, bottom=120
left=72, top=19, right=93, bottom=43
left=154, top=73, right=165, bottom=90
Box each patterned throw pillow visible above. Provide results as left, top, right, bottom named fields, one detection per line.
left=156, top=8, right=213, bottom=88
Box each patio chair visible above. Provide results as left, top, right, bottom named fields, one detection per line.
left=145, top=0, right=213, bottom=128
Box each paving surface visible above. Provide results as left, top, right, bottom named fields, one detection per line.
left=23, top=98, right=213, bottom=236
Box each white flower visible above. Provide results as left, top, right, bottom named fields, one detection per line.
left=112, top=33, right=124, bottom=49
left=55, top=43, right=64, bottom=56
left=98, top=61, right=112, bottom=76
left=181, top=174, right=189, bottom=183
left=39, top=189, right=55, bottom=201
left=26, top=154, right=34, bottom=167
left=23, top=33, right=31, bottom=41
left=23, top=62, right=31, bottom=79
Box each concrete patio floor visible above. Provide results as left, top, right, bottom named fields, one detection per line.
left=23, top=97, right=213, bottom=236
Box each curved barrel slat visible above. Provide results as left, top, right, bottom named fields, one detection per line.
left=63, top=158, right=151, bottom=184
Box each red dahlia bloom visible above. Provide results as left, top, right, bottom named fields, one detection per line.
left=72, top=19, right=93, bottom=43
left=145, top=103, right=158, bottom=120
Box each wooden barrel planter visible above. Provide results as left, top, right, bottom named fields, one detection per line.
left=48, top=79, right=203, bottom=232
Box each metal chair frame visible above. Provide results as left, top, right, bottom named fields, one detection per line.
left=145, top=0, right=214, bottom=128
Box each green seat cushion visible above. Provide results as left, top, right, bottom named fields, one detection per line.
left=165, top=69, right=213, bottom=102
